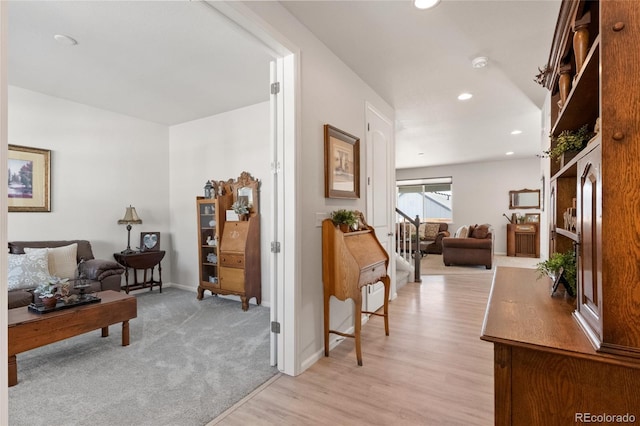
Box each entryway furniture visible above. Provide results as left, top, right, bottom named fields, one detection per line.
left=322, top=213, right=390, bottom=366
left=506, top=223, right=540, bottom=258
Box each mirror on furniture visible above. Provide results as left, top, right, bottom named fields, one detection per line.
left=232, top=171, right=260, bottom=216
left=509, top=188, right=540, bottom=209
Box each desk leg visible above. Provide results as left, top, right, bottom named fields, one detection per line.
left=158, top=262, right=163, bottom=293
left=122, top=320, right=130, bottom=346
left=124, top=267, right=130, bottom=294
left=8, top=355, right=17, bottom=387
left=324, top=290, right=330, bottom=357
left=383, top=276, right=390, bottom=336
left=354, top=297, right=363, bottom=366
left=102, top=327, right=109, bottom=338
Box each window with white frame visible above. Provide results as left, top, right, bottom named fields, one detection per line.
left=396, top=177, right=452, bottom=222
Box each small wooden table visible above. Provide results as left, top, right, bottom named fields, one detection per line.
left=8, top=290, right=137, bottom=387
left=114, top=250, right=165, bottom=294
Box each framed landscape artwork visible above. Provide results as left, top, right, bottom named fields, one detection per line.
left=7, top=145, right=51, bottom=212
left=324, top=124, right=360, bottom=199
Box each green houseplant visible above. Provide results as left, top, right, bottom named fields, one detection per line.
left=35, top=276, right=69, bottom=308
left=544, top=124, right=594, bottom=162
left=232, top=199, right=249, bottom=220
left=536, top=250, right=576, bottom=297
left=330, top=209, right=358, bottom=232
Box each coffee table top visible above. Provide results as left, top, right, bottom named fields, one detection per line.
left=8, top=290, right=135, bottom=326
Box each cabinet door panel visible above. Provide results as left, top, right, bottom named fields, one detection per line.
left=576, top=145, right=602, bottom=340
left=219, top=267, right=245, bottom=293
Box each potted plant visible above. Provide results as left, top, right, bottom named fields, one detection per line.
left=536, top=250, right=576, bottom=297
left=232, top=199, right=249, bottom=220
left=330, top=209, right=358, bottom=232
left=35, top=276, right=69, bottom=308
left=544, top=124, right=594, bottom=162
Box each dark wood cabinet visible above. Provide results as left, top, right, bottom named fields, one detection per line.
left=483, top=1, right=640, bottom=423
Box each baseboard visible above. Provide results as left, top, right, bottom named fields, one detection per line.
left=166, top=283, right=270, bottom=308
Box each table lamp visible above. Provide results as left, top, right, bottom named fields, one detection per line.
left=118, top=205, right=142, bottom=254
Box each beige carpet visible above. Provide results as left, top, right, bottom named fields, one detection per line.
left=420, top=254, right=538, bottom=275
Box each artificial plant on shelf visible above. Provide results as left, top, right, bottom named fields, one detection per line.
left=536, top=250, right=576, bottom=297
left=544, top=124, right=595, bottom=162
left=330, top=209, right=358, bottom=232
left=232, top=199, right=249, bottom=219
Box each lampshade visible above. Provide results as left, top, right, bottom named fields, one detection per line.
left=118, top=205, right=142, bottom=224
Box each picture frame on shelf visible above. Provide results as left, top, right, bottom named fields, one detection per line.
left=8, top=145, right=51, bottom=212
left=324, top=124, right=360, bottom=199
left=140, top=232, right=161, bottom=251
left=525, top=213, right=540, bottom=223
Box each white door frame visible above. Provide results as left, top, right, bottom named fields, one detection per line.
left=206, top=1, right=300, bottom=376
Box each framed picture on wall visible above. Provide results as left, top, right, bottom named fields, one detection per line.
left=7, top=145, right=51, bottom=212
left=324, top=124, right=360, bottom=199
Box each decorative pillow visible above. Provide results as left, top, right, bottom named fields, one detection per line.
left=473, top=224, right=490, bottom=239
left=25, top=243, right=78, bottom=280
left=468, top=224, right=477, bottom=238
left=7, top=250, right=51, bottom=291
left=424, top=223, right=440, bottom=240
left=454, top=226, right=469, bottom=238
left=418, top=223, right=427, bottom=240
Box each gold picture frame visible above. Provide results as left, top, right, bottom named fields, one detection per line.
left=525, top=213, right=540, bottom=223
left=324, top=124, right=360, bottom=199
left=8, top=145, right=51, bottom=212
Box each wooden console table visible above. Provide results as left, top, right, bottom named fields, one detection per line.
left=8, top=290, right=136, bottom=386
left=114, top=250, right=165, bottom=293
left=506, top=223, right=539, bottom=258
left=481, top=267, right=640, bottom=425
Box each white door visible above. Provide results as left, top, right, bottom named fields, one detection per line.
left=365, top=103, right=395, bottom=312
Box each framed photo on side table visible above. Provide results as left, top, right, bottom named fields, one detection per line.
left=140, top=232, right=161, bottom=251
left=525, top=213, right=541, bottom=223
left=324, top=124, right=360, bottom=199
left=8, top=145, right=51, bottom=212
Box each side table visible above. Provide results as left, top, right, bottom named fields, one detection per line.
left=113, top=250, right=165, bottom=294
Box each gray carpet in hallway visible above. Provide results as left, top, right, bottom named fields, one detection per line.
left=9, top=287, right=277, bottom=426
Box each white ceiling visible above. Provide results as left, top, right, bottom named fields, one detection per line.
left=8, top=0, right=560, bottom=169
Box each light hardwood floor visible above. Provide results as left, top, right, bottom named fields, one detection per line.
left=211, top=273, right=495, bottom=425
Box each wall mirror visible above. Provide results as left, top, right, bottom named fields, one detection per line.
left=509, top=188, right=540, bottom=209
left=232, top=171, right=260, bottom=215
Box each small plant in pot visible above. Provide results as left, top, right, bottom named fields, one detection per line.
left=232, top=199, right=249, bottom=220
left=35, top=276, right=69, bottom=308
left=544, top=124, right=595, bottom=162
left=536, top=250, right=576, bottom=297
left=330, top=209, right=358, bottom=232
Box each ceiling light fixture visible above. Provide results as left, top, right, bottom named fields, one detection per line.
left=414, top=0, right=441, bottom=10
left=506, top=152, right=515, bottom=156
left=511, top=130, right=523, bottom=135
left=457, top=93, right=473, bottom=101
left=53, top=34, right=78, bottom=46
left=472, top=56, right=489, bottom=69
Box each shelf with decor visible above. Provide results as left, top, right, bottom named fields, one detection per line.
left=483, top=0, right=640, bottom=420
left=196, top=194, right=232, bottom=298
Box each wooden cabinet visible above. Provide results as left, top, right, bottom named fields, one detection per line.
left=218, top=218, right=261, bottom=311
left=196, top=172, right=262, bottom=311
left=506, top=223, right=539, bottom=258
left=196, top=195, right=231, bottom=300
left=544, top=0, right=640, bottom=357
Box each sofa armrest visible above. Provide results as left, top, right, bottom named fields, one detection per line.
left=82, top=259, right=125, bottom=282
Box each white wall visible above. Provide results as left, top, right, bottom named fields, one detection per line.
left=8, top=86, right=171, bottom=272
left=168, top=102, right=272, bottom=305
left=396, top=157, right=543, bottom=255
left=244, top=2, right=395, bottom=371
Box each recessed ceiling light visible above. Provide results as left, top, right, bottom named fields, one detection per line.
left=53, top=34, right=78, bottom=46
left=457, top=93, right=473, bottom=101
left=418, top=152, right=425, bottom=156
left=506, top=151, right=515, bottom=156
left=414, top=0, right=440, bottom=10
left=472, top=56, right=489, bottom=68
left=511, top=130, right=523, bottom=135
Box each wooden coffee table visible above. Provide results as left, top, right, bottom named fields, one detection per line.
left=8, top=290, right=137, bottom=387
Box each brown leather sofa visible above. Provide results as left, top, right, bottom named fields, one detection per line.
left=8, top=240, right=125, bottom=309
left=396, top=222, right=450, bottom=255
left=442, top=224, right=493, bottom=269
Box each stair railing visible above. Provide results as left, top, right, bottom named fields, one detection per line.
left=395, top=208, right=422, bottom=283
